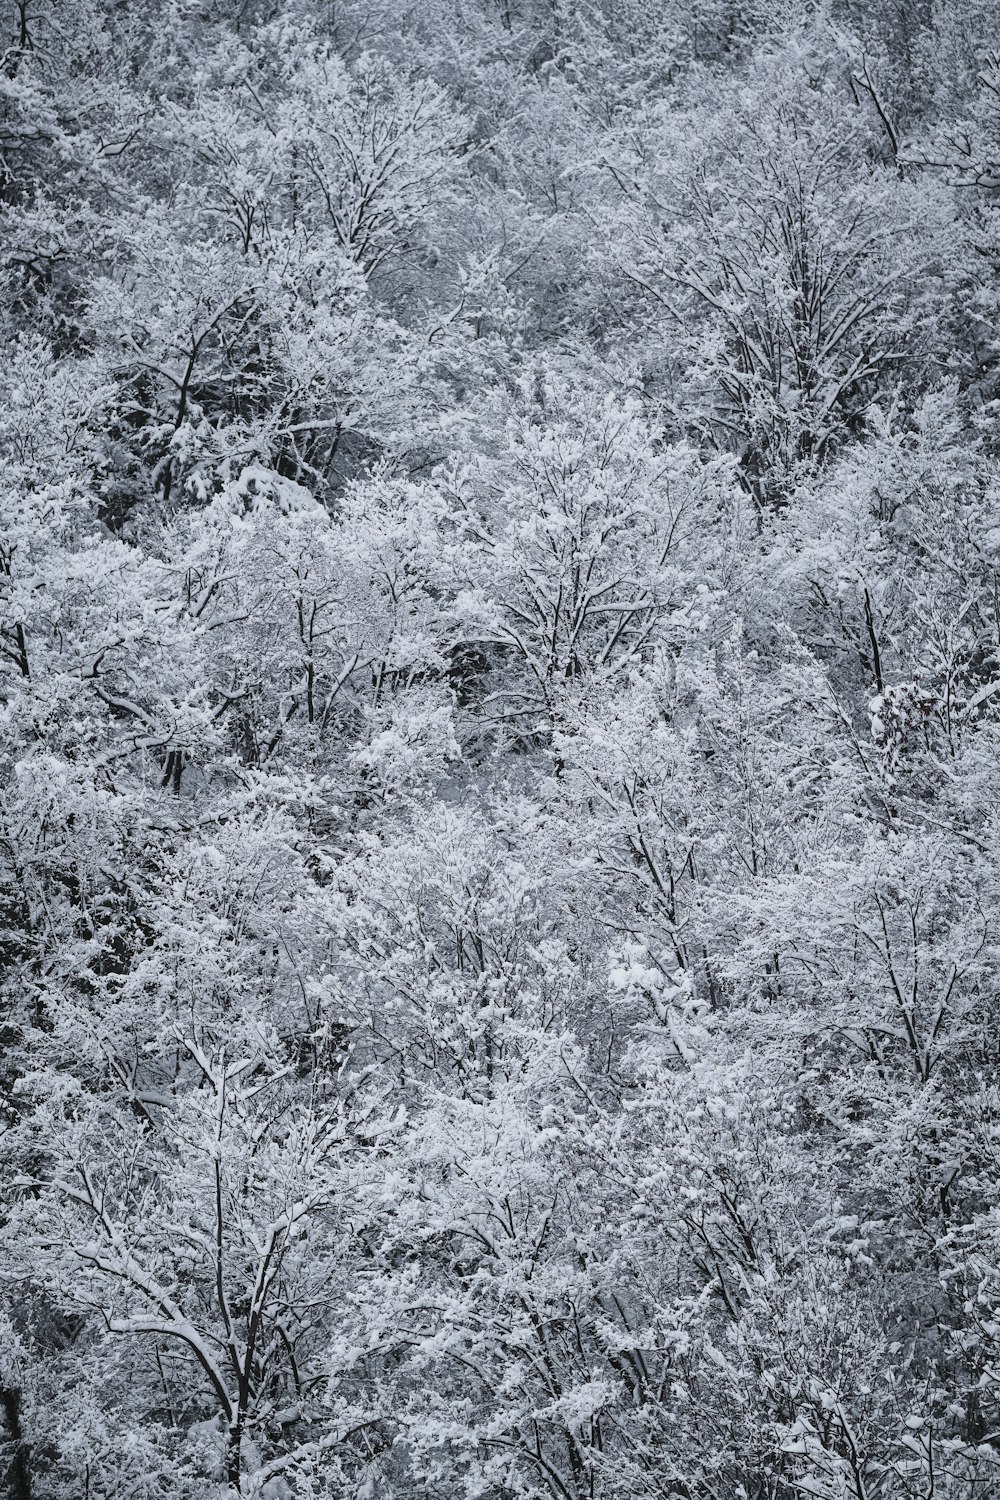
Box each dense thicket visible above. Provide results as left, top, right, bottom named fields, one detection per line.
left=3, top=0, right=1000, bottom=1495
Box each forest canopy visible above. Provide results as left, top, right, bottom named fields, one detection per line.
left=3, top=0, right=1000, bottom=1496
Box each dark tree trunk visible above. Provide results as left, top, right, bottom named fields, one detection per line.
left=1, top=1386, right=31, bottom=1500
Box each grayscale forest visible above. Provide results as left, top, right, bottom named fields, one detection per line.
left=2, top=0, right=1000, bottom=1494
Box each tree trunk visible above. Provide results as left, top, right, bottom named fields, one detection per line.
left=1, top=1386, right=31, bottom=1500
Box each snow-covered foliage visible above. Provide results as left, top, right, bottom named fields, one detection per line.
left=2, top=1, right=1000, bottom=1496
